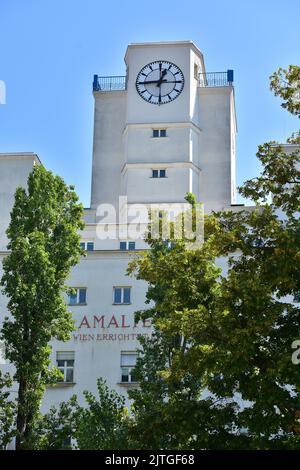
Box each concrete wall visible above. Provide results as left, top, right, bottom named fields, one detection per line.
left=91, top=91, right=126, bottom=209
left=42, top=251, right=150, bottom=410
left=197, top=87, right=236, bottom=211
left=90, top=41, right=236, bottom=215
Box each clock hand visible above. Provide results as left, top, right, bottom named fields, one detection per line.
left=137, top=79, right=167, bottom=85
left=166, top=80, right=182, bottom=83
left=156, top=69, right=167, bottom=87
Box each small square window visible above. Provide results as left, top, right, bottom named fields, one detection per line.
left=152, top=169, right=166, bottom=178
left=113, top=287, right=131, bottom=305
left=68, top=288, right=87, bottom=305
left=80, top=241, right=94, bottom=251
left=120, top=241, right=136, bottom=251
left=153, top=129, right=167, bottom=138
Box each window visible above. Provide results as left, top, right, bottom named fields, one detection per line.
left=153, top=129, right=166, bottom=138
left=56, top=351, right=75, bottom=383
left=113, top=287, right=131, bottom=304
left=80, top=241, right=94, bottom=251
left=121, top=352, right=138, bottom=383
left=68, top=288, right=87, bottom=305
left=120, top=241, right=136, bottom=251
left=152, top=169, right=166, bottom=178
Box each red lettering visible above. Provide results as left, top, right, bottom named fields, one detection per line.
left=93, top=315, right=105, bottom=328
left=121, top=315, right=130, bottom=328
left=107, top=315, right=119, bottom=328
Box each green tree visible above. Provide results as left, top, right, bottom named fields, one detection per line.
left=0, top=371, right=16, bottom=449
left=0, top=165, right=84, bottom=449
left=73, top=378, right=130, bottom=450
left=128, top=66, right=300, bottom=449
left=30, top=397, right=77, bottom=450
left=127, top=209, right=249, bottom=449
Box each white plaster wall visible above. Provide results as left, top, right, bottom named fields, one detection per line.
left=124, top=125, right=191, bottom=164
left=125, top=43, right=194, bottom=124
left=197, top=87, right=235, bottom=211
left=91, top=91, right=126, bottom=209
left=124, top=166, right=193, bottom=203
left=42, top=252, right=151, bottom=410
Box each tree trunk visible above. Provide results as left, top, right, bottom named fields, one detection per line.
left=15, top=377, right=28, bottom=450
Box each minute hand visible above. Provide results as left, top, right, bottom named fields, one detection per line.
left=162, top=80, right=182, bottom=84
left=138, top=79, right=167, bottom=85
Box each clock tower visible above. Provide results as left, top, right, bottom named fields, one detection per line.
left=91, top=41, right=237, bottom=215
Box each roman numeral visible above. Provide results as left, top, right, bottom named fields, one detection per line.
left=148, top=95, right=153, bottom=101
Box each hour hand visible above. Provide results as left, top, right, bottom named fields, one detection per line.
left=156, top=69, right=167, bottom=87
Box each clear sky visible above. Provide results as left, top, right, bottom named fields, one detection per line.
left=0, top=0, right=299, bottom=206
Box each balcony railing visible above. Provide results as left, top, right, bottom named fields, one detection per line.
left=92, top=70, right=234, bottom=91
left=93, top=75, right=126, bottom=91
left=198, top=70, right=234, bottom=87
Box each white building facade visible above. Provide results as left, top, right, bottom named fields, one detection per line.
left=0, top=41, right=238, bottom=411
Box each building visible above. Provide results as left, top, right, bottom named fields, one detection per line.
left=0, top=41, right=238, bottom=412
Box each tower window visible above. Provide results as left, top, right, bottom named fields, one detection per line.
left=194, top=63, right=199, bottom=80
left=152, top=169, right=166, bottom=178
left=153, top=129, right=167, bottom=138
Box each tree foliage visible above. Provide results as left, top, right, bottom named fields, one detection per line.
left=0, top=371, right=16, bottom=449
left=30, top=379, right=130, bottom=450
left=0, top=165, right=84, bottom=449
left=127, top=66, right=300, bottom=449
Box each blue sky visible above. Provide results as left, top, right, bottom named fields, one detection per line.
left=0, top=0, right=299, bottom=206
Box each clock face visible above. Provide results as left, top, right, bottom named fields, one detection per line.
left=136, top=61, right=184, bottom=105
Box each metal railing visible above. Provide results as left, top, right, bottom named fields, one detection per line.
left=92, top=70, right=234, bottom=91
left=198, top=70, right=234, bottom=87
left=93, top=75, right=126, bottom=91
